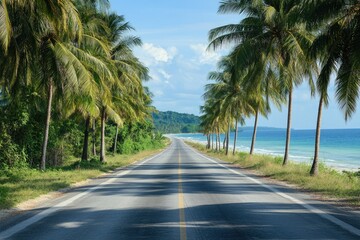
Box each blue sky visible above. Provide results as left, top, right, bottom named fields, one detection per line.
left=109, top=0, right=360, bottom=129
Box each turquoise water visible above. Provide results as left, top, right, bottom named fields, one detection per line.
left=172, top=128, right=360, bottom=171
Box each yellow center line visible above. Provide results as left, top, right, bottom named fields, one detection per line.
left=178, top=149, right=187, bottom=240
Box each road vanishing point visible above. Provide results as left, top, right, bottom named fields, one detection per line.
left=1, top=138, right=360, bottom=239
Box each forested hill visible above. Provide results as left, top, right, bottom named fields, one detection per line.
left=152, top=111, right=200, bottom=133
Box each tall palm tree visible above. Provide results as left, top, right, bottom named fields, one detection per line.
left=247, top=71, right=284, bottom=156
left=303, top=0, right=360, bottom=175
left=96, top=13, right=149, bottom=162
left=0, top=0, right=99, bottom=170
left=217, top=56, right=246, bottom=156
left=200, top=104, right=217, bottom=150
left=229, top=45, right=285, bottom=156
left=209, top=0, right=315, bottom=165
left=204, top=56, right=253, bottom=155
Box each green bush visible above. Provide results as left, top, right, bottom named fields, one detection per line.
left=0, top=132, right=28, bottom=169
left=121, top=138, right=135, bottom=154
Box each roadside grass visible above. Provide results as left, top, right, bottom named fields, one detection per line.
left=0, top=140, right=169, bottom=210
left=186, top=141, right=360, bottom=207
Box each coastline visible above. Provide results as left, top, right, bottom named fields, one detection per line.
left=170, top=134, right=359, bottom=172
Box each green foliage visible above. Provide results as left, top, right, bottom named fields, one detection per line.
left=109, top=121, right=166, bottom=155
left=0, top=93, right=87, bottom=169
left=0, top=134, right=28, bottom=169
left=121, top=138, right=135, bottom=155
left=152, top=111, right=200, bottom=133
left=0, top=98, right=30, bottom=168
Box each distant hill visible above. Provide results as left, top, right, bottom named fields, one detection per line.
left=152, top=111, right=200, bottom=133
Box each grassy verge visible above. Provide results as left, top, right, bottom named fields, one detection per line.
left=0, top=139, right=170, bottom=210
left=186, top=141, right=360, bottom=208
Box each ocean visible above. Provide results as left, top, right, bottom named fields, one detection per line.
left=171, top=128, right=360, bottom=171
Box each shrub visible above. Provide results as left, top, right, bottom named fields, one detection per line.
left=121, top=138, right=135, bottom=154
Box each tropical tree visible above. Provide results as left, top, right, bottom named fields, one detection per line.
left=209, top=0, right=316, bottom=165
left=208, top=56, right=254, bottom=155
left=199, top=104, right=217, bottom=150
left=0, top=0, right=156, bottom=171
left=0, top=0, right=95, bottom=170
left=303, top=0, right=360, bottom=175
left=96, top=12, right=149, bottom=162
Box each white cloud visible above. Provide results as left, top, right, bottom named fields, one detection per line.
left=158, top=69, right=171, bottom=80
left=190, top=44, right=221, bottom=65
left=141, top=43, right=177, bottom=65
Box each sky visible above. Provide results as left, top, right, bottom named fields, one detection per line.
left=109, top=0, right=360, bottom=129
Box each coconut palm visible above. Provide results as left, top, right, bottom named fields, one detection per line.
left=200, top=98, right=223, bottom=152
left=229, top=45, right=285, bottom=156
left=0, top=0, right=99, bottom=170
left=210, top=56, right=254, bottom=155
left=303, top=0, right=360, bottom=175
left=209, top=0, right=316, bottom=165
left=200, top=104, right=217, bottom=150
left=247, top=69, right=285, bottom=156
left=95, top=12, right=149, bottom=162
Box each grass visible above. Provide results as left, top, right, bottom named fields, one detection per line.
left=0, top=140, right=170, bottom=210
left=186, top=141, right=360, bottom=208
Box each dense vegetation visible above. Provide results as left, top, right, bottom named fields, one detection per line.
left=201, top=0, right=360, bottom=176
left=152, top=111, right=200, bottom=133
left=0, top=0, right=164, bottom=172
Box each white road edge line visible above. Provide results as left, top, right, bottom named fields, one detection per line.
left=183, top=140, right=360, bottom=237
left=0, top=148, right=170, bottom=239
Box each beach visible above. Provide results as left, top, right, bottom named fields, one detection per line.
left=171, top=128, right=360, bottom=171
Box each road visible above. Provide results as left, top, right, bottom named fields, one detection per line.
left=1, top=138, right=360, bottom=239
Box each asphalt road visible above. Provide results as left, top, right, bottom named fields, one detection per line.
left=1, top=138, right=360, bottom=239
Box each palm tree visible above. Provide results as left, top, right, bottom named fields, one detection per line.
left=248, top=71, right=284, bottom=156
left=303, top=0, right=360, bottom=175
left=204, top=56, right=253, bottom=155
left=200, top=99, right=223, bottom=152
left=229, top=46, right=285, bottom=156
left=209, top=0, right=316, bottom=165
left=200, top=105, right=217, bottom=150
left=0, top=0, right=98, bottom=170
left=95, top=12, right=149, bottom=162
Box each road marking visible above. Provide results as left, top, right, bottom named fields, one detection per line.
left=0, top=149, right=170, bottom=239
left=184, top=141, right=360, bottom=237
left=178, top=149, right=187, bottom=240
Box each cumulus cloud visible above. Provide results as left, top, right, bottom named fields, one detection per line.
left=141, top=43, right=178, bottom=65
left=190, top=44, right=221, bottom=65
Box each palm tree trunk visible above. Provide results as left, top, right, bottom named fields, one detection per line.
left=92, top=119, right=97, bottom=156
left=207, top=134, right=211, bottom=149
left=100, top=107, right=106, bottom=163
left=211, top=133, right=214, bottom=150
left=40, top=82, right=53, bottom=170
left=217, top=126, right=221, bottom=151
left=223, top=134, right=226, bottom=149
left=283, top=88, right=293, bottom=166
left=215, top=131, right=219, bottom=151
left=113, top=125, right=119, bottom=155
left=250, top=110, right=259, bottom=155
left=233, top=120, right=238, bottom=155
left=310, top=96, right=323, bottom=176
left=81, top=116, right=90, bottom=161
left=225, top=122, right=230, bottom=155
